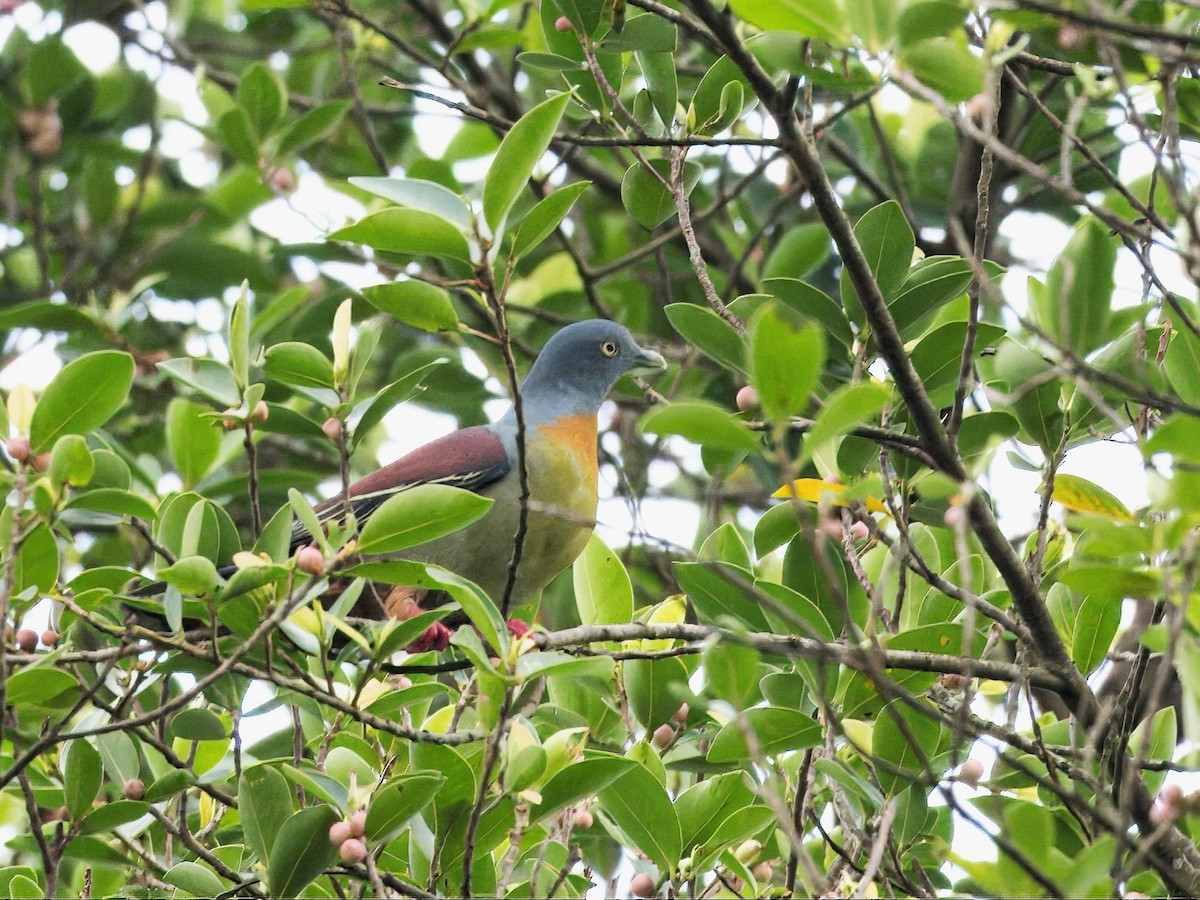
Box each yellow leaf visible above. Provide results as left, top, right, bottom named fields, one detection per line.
left=1052, top=474, right=1134, bottom=521
left=772, top=478, right=888, bottom=514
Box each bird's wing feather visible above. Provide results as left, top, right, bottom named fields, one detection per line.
left=290, top=425, right=510, bottom=550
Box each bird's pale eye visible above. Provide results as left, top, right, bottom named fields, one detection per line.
left=600, top=340, right=619, bottom=358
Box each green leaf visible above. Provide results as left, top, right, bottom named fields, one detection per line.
left=484, top=92, right=571, bottom=231
left=361, top=281, right=458, bottom=333
left=888, top=255, right=974, bottom=338
left=533, top=754, right=635, bottom=823
left=239, top=766, right=293, bottom=864
left=79, top=800, right=151, bottom=834
left=14, top=524, right=58, bottom=595
left=625, top=657, right=690, bottom=730
left=573, top=533, right=633, bottom=625
left=63, top=740, right=103, bottom=819
left=366, top=772, right=445, bottom=844
left=675, top=561, right=770, bottom=631
left=620, top=158, right=701, bottom=229
left=639, top=50, right=678, bottom=128
left=898, top=35, right=985, bottom=102
left=29, top=351, right=135, bottom=452
left=1164, top=322, right=1200, bottom=405
left=4, top=667, right=76, bottom=707
left=350, top=359, right=448, bottom=448
left=157, top=358, right=241, bottom=407
left=66, top=488, right=157, bottom=521
left=707, top=707, right=822, bottom=762
left=596, top=764, right=682, bottom=875
left=237, top=63, right=287, bottom=137
left=840, top=200, right=914, bottom=323
left=168, top=708, right=228, bottom=741
left=217, top=107, right=260, bottom=165
left=1030, top=217, right=1115, bottom=357
left=639, top=401, right=760, bottom=452
left=166, top=399, right=222, bottom=489
left=805, top=382, right=891, bottom=473
left=277, top=101, right=352, bottom=155
left=689, top=56, right=753, bottom=136
left=95, top=731, right=140, bottom=786
left=159, top=555, right=221, bottom=595
left=764, top=277, right=854, bottom=349
left=356, top=484, right=493, bottom=555
left=665, top=303, right=746, bottom=372
left=512, top=181, right=591, bottom=259
left=763, top=222, right=831, bottom=281
left=349, top=176, right=473, bottom=231
left=702, top=641, right=760, bottom=707
left=164, top=862, right=227, bottom=897
left=872, top=700, right=942, bottom=795
left=266, top=806, right=338, bottom=896
left=1070, top=593, right=1122, bottom=674
left=48, top=433, right=93, bottom=487
left=728, top=0, right=849, bottom=42
left=330, top=208, right=472, bottom=261
left=263, top=342, right=335, bottom=390
left=750, top=304, right=825, bottom=423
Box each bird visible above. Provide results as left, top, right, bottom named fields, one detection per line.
left=289, top=319, right=667, bottom=639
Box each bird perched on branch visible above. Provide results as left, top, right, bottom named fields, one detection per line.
left=128, top=321, right=664, bottom=647
left=297, top=319, right=666, bottom=640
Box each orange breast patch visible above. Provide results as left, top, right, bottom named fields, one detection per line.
left=538, top=414, right=598, bottom=472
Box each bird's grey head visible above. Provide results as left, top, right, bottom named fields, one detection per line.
left=515, top=320, right=666, bottom=422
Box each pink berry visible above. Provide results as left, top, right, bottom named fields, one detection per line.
left=848, top=521, right=870, bottom=541
left=506, top=618, right=530, bottom=640
left=339, top=837, right=367, bottom=864
left=322, top=417, right=343, bottom=441
left=6, top=436, right=30, bottom=461
left=573, top=809, right=594, bottom=830
left=651, top=723, right=675, bottom=751
left=267, top=166, right=296, bottom=193
left=958, top=758, right=984, bottom=789
left=554, top=15, right=571, bottom=32
left=329, top=820, right=353, bottom=846
left=735, top=385, right=760, bottom=411
left=296, top=545, right=325, bottom=576
left=0, top=0, right=27, bottom=14
left=123, top=778, right=145, bottom=800
left=29, top=453, right=50, bottom=473
left=348, top=809, right=366, bottom=838
left=671, top=703, right=689, bottom=726
left=251, top=401, right=269, bottom=424
left=40, top=629, right=59, bottom=647
left=751, top=861, right=773, bottom=883
left=943, top=505, right=966, bottom=528
left=15, top=629, right=37, bottom=653
left=407, top=621, right=451, bottom=653
left=630, top=872, right=656, bottom=898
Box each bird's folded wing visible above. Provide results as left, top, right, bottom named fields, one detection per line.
left=290, top=424, right=511, bottom=551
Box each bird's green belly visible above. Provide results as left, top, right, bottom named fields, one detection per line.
left=408, top=435, right=597, bottom=605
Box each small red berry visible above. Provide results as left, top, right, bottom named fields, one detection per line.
left=339, top=837, right=368, bottom=864
left=267, top=166, right=296, bottom=193
left=40, top=629, right=59, bottom=647
left=30, top=453, right=50, bottom=473
left=6, top=436, right=30, bottom=461
left=348, top=809, right=366, bottom=838
left=123, top=778, right=145, bottom=800
left=630, top=872, right=656, bottom=898
left=329, top=820, right=353, bottom=846
left=735, top=385, right=760, bottom=411
left=573, top=809, right=594, bottom=830
left=15, top=629, right=37, bottom=653
left=322, top=417, right=343, bottom=441
left=296, top=545, right=325, bottom=576
left=554, top=15, right=571, bottom=32
left=671, top=703, right=689, bottom=726
left=251, top=401, right=269, bottom=424
left=651, top=723, right=675, bottom=751
left=958, top=758, right=984, bottom=789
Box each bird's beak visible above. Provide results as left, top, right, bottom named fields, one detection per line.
left=628, top=345, right=667, bottom=376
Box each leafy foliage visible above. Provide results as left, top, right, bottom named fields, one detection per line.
left=0, top=0, right=1198, bottom=898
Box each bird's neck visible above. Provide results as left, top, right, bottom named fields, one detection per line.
left=509, top=367, right=608, bottom=425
